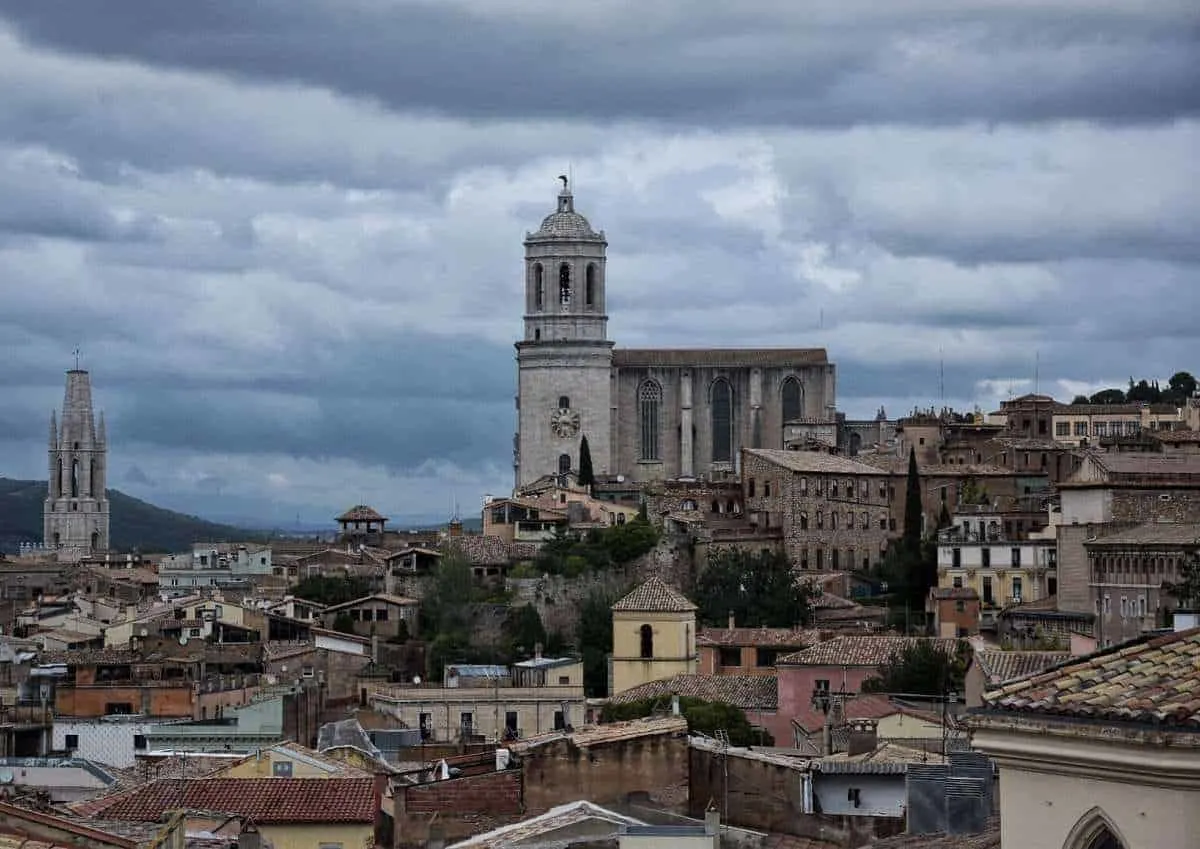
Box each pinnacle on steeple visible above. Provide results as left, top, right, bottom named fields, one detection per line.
left=49, top=409, right=58, bottom=449
left=98, top=410, right=106, bottom=445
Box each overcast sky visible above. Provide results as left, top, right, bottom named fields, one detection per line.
left=0, top=1, right=1197, bottom=528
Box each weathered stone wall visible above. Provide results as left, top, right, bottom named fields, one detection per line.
left=1110, top=488, right=1200, bottom=523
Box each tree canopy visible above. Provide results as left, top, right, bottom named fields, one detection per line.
left=577, top=589, right=615, bottom=697
left=862, top=639, right=971, bottom=697
left=601, top=696, right=772, bottom=746
left=1078, top=371, right=1197, bottom=406
left=694, top=547, right=817, bottom=628
left=533, top=517, right=659, bottom=577
left=291, top=575, right=373, bottom=606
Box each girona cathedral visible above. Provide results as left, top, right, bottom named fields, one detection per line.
left=514, top=179, right=838, bottom=489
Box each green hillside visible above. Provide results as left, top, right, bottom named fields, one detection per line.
left=0, top=477, right=257, bottom=554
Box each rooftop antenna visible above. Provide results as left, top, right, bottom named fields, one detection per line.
left=939, top=348, right=945, bottom=403
left=1034, top=350, right=1040, bottom=396
left=72, top=347, right=81, bottom=370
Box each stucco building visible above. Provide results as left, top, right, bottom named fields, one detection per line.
left=609, top=577, right=698, bottom=696
left=44, top=368, right=109, bottom=558
left=970, top=623, right=1200, bottom=849
left=514, top=178, right=837, bottom=488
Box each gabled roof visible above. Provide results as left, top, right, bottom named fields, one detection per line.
left=80, top=777, right=377, bottom=824
left=697, top=627, right=819, bottom=648
left=612, top=577, right=696, bottom=613
left=744, top=448, right=888, bottom=476
left=608, top=673, right=777, bottom=711
left=982, top=627, right=1200, bottom=726
left=612, top=348, right=827, bottom=368
left=321, top=593, right=418, bottom=613
left=778, top=636, right=960, bottom=667
left=447, top=799, right=646, bottom=848
left=973, top=650, right=1072, bottom=686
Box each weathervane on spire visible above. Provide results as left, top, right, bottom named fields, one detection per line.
left=558, top=174, right=569, bottom=191
left=72, top=347, right=81, bottom=370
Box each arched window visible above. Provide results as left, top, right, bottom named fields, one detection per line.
left=816, top=511, right=824, bottom=529
left=558, top=396, right=570, bottom=409
left=585, top=263, right=597, bottom=306
left=558, top=453, right=571, bottom=475
left=781, top=377, right=803, bottom=423
left=90, top=531, right=99, bottom=551
left=559, top=263, right=571, bottom=305
left=71, top=458, right=79, bottom=498
left=830, top=511, right=838, bottom=530
left=799, top=512, right=808, bottom=530
left=533, top=263, right=544, bottom=309
left=861, top=511, right=869, bottom=528
left=846, top=512, right=854, bottom=529
left=711, top=379, right=733, bottom=462
left=639, top=624, right=654, bottom=659
left=1064, top=808, right=1128, bottom=849
left=638, top=380, right=662, bottom=461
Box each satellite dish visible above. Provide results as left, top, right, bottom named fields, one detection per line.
left=178, top=635, right=188, bottom=646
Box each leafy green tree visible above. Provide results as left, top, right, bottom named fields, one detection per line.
left=292, top=575, right=372, bottom=606
left=577, top=590, right=614, bottom=697
left=419, top=553, right=477, bottom=640
left=1126, top=378, right=1161, bottom=404
left=602, top=696, right=773, bottom=747
left=331, top=612, right=356, bottom=634
left=1071, top=395, right=1090, bottom=405
left=505, top=604, right=548, bottom=658
left=578, top=435, right=595, bottom=487
left=1089, top=388, right=1125, bottom=405
left=1167, top=371, right=1198, bottom=404
left=862, top=639, right=970, bottom=697
left=533, top=516, right=659, bottom=576
left=694, top=548, right=816, bottom=628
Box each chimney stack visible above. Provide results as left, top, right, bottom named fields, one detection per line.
left=448, top=519, right=464, bottom=538
left=847, top=718, right=879, bottom=757
left=705, top=805, right=721, bottom=849
left=727, top=610, right=735, bottom=629
left=534, top=641, right=543, bottom=660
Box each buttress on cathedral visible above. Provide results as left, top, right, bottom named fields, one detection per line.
left=515, top=179, right=838, bottom=488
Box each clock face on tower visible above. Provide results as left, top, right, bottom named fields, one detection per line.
left=550, top=407, right=581, bottom=438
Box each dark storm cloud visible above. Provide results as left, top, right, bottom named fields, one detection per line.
left=1, top=1, right=1196, bottom=128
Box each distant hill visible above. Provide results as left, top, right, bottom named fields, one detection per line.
left=0, top=477, right=258, bottom=554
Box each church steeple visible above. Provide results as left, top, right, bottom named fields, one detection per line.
left=522, top=177, right=608, bottom=344
left=44, top=366, right=110, bottom=559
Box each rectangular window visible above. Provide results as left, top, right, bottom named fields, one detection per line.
left=272, top=761, right=294, bottom=777
left=1095, top=421, right=1107, bottom=436
left=133, top=734, right=147, bottom=750
left=1075, top=421, right=1087, bottom=436
left=1011, top=548, right=1022, bottom=567
left=764, top=481, right=772, bottom=497
left=1055, top=422, right=1069, bottom=436
left=460, top=712, right=474, bottom=736
left=982, top=577, right=993, bottom=605
left=558, top=675, right=569, bottom=685
left=376, top=608, right=389, bottom=622
left=756, top=648, right=779, bottom=667
left=718, top=647, right=741, bottom=667
left=816, top=549, right=824, bottom=569
left=748, top=478, right=756, bottom=497
left=955, top=600, right=965, bottom=613
left=800, top=477, right=808, bottom=495
left=1011, top=576, right=1022, bottom=601
left=65, top=734, right=79, bottom=749
left=554, top=710, right=565, bottom=731
left=952, top=548, right=961, bottom=568
left=1120, top=596, right=1128, bottom=618
left=815, top=679, right=830, bottom=694
left=505, top=711, right=518, bottom=734
left=952, top=575, right=963, bottom=589
left=982, top=548, right=991, bottom=568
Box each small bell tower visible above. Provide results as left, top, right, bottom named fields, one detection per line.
left=44, top=360, right=110, bottom=559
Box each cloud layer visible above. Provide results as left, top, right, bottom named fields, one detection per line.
left=0, top=3, right=1196, bottom=527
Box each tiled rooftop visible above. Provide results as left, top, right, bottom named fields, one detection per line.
left=81, top=777, right=377, bottom=823
left=336, top=504, right=387, bottom=522
left=512, top=716, right=688, bottom=752
left=612, top=348, right=827, bottom=368
left=982, top=627, right=1200, bottom=726
left=779, top=636, right=960, bottom=667
left=448, top=800, right=642, bottom=848
left=442, top=534, right=518, bottom=566
left=974, top=650, right=1072, bottom=686
left=1151, top=429, right=1200, bottom=444
left=744, top=448, right=888, bottom=475
left=857, top=457, right=1015, bottom=477
left=608, top=674, right=777, bottom=710
left=1087, top=452, right=1200, bottom=478
left=858, top=820, right=999, bottom=848
left=930, top=587, right=980, bottom=601
left=697, top=626, right=820, bottom=648
left=612, top=577, right=697, bottom=613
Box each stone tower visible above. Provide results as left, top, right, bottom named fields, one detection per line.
left=514, top=177, right=613, bottom=488
left=44, top=368, right=110, bottom=557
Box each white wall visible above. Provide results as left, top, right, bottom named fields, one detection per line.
left=53, top=718, right=163, bottom=768
left=813, top=773, right=905, bottom=817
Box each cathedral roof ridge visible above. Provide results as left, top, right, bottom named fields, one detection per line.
left=613, top=347, right=828, bottom=368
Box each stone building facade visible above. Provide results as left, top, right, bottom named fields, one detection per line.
left=740, top=448, right=895, bottom=572
left=44, top=369, right=109, bottom=558
left=514, top=179, right=837, bottom=488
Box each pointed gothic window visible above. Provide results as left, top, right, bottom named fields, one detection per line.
left=585, top=263, right=597, bottom=307
left=782, top=377, right=803, bottom=424
left=533, top=263, right=544, bottom=310
left=71, top=458, right=79, bottom=498
left=559, top=263, right=571, bottom=305
left=711, top=379, right=733, bottom=463
left=558, top=453, right=571, bottom=475
left=89, top=458, right=96, bottom=497
left=638, top=380, right=662, bottom=461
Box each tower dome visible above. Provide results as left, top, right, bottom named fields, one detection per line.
left=527, top=176, right=605, bottom=242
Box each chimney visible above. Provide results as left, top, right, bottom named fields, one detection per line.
left=727, top=610, right=735, bottom=629
left=705, top=805, right=721, bottom=849
left=534, top=641, right=543, bottom=660
left=237, top=824, right=262, bottom=849
left=847, top=718, right=879, bottom=757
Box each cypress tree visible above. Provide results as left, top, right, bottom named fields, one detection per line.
left=578, top=434, right=595, bottom=487
left=903, top=446, right=923, bottom=557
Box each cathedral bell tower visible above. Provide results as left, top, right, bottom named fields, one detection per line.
left=44, top=366, right=110, bottom=559
left=514, top=177, right=614, bottom=488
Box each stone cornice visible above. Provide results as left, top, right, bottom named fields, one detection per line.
left=970, top=713, right=1200, bottom=789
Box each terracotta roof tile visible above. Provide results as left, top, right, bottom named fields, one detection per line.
left=744, top=449, right=890, bottom=475
left=982, top=627, right=1200, bottom=726
left=442, top=535, right=519, bottom=566
left=778, top=636, right=961, bottom=667
left=609, top=674, right=777, bottom=710
left=697, top=627, right=820, bottom=648
left=973, top=650, right=1072, bottom=686
left=83, top=777, right=376, bottom=823
left=336, top=505, right=387, bottom=522
left=859, top=820, right=1000, bottom=848
left=612, top=577, right=696, bottom=613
